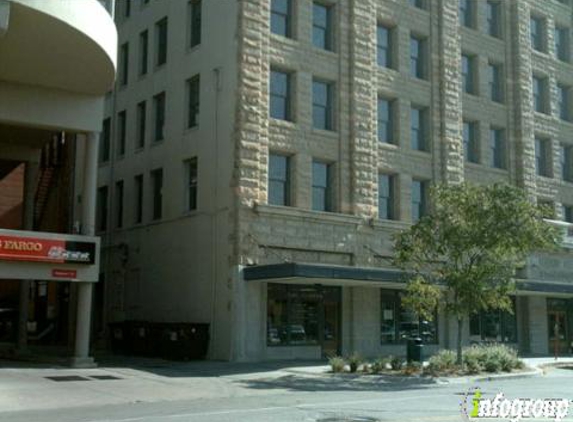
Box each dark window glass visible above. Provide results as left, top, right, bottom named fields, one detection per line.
left=488, top=62, right=503, bottom=103
left=156, top=17, right=168, bottom=66
left=459, top=0, right=475, bottom=28
left=486, top=1, right=502, bottom=38
left=185, top=158, right=198, bottom=211
left=556, top=26, right=570, bottom=62
left=189, top=0, right=202, bottom=47
left=411, top=179, right=427, bottom=222
left=269, top=154, right=291, bottom=206
left=461, top=54, right=476, bottom=94
left=139, top=30, right=148, bottom=76
left=377, top=24, right=392, bottom=68
left=411, top=106, right=428, bottom=151
left=271, top=0, right=292, bottom=38
left=270, top=70, right=291, bottom=121
left=136, top=101, right=146, bottom=149
left=123, top=0, right=131, bottom=17
left=490, top=128, right=506, bottom=169
left=377, top=98, right=394, bottom=143
left=469, top=299, right=517, bottom=343
left=532, top=76, right=549, bottom=114
left=381, top=290, right=438, bottom=344
left=117, top=110, right=127, bottom=157
left=115, top=180, right=124, bottom=229
left=563, top=205, right=573, bottom=223
left=312, top=161, right=332, bottom=212
left=535, top=137, right=551, bottom=177
left=558, top=84, right=570, bottom=121
left=187, top=74, right=200, bottom=128
left=151, top=168, right=163, bottom=220
left=410, top=36, right=426, bottom=79
left=134, top=174, right=143, bottom=223
left=530, top=16, right=545, bottom=52
left=153, top=92, right=166, bottom=141
left=378, top=174, right=395, bottom=220
left=312, top=3, right=333, bottom=51
left=313, top=80, right=333, bottom=130
left=463, top=120, right=479, bottom=163
left=96, top=186, right=108, bottom=232
left=561, top=144, right=573, bottom=181
left=100, top=118, right=111, bottom=163
left=409, top=0, right=425, bottom=9
left=120, top=42, right=129, bottom=86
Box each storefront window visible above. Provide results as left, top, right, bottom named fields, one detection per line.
left=380, top=289, right=438, bottom=344
left=469, top=298, right=517, bottom=343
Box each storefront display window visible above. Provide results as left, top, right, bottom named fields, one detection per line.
left=469, top=298, right=517, bottom=343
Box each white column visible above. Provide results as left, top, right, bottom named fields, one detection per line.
left=16, top=160, right=38, bottom=353
left=71, top=132, right=99, bottom=368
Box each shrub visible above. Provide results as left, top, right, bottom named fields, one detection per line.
left=329, top=356, right=346, bottom=373
left=428, top=349, right=457, bottom=373
left=461, top=344, right=522, bottom=374
left=390, top=355, right=404, bottom=371
left=370, top=356, right=393, bottom=373
left=463, top=346, right=485, bottom=374
left=403, top=361, right=422, bottom=375
left=347, top=353, right=363, bottom=373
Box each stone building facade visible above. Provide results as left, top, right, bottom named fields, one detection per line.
left=99, top=0, right=573, bottom=361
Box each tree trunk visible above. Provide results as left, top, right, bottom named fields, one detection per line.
left=456, top=317, right=463, bottom=365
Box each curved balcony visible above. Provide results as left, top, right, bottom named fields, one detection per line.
left=0, top=0, right=117, bottom=96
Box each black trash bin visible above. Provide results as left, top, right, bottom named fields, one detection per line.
left=407, top=336, right=423, bottom=362
left=109, top=322, right=128, bottom=354
left=160, top=323, right=210, bottom=360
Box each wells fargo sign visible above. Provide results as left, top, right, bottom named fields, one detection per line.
left=0, top=234, right=95, bottom=265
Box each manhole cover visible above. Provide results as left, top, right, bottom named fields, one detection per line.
left=317, top=418, right=380, bottom=422
left=45, top=375, right=91, bottom=382
left=89, top=375, right=122, bottom=380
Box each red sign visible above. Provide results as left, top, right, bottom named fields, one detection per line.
left=52, top=269, right=77, bottom=279
left=0, top=235, right=65, bottom=263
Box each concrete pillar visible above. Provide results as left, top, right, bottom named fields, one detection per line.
left=70, top=132, right=99, bottom=368
left=16, top=160, right=38, bottom=353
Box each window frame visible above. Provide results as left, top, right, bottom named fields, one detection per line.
left=268, top=153, right=291, bottom=207
left=115, top=180, right=124, bottom=229
left=535, top=137, right=552, bottom=178
left=150, top=168, right=163, bottom=221
left=153, top=92, right=166, bottom=142
left=410, top=106, right=429, bottom=151
left=490, top=127, right=506, bottom=170
left=134, top=174, right=144, bottom=224
left=312, top=2, right=334, bottom=51
left=462, top=120, right=479, bottom=163
left=312, top=79, right=334, bottom=131
left=312, top=160, right=333, bottom=212
left=270, top=69, right=293, bottom=121
left=136, top=101, right=146, bottom=149
left=271, top=0, right=293, bottom=38
left=411, top=179, right=428, bottom=222
left=184, top=157, right=198, bottom=212
left=410, top=35, right=427, bottom=80
left=378, top=173, right=396, bottom=220
left=486, top=0, right=502, bottom=39
left=187, top=74, right=200, bottom=128
left=155, top=17, right=168, bottom=67
left=189, top=0, right=202, bottom=48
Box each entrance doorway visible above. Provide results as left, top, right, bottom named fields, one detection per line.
left=267, top=284, right=341, bottom=357
left=547, top=298, right=571, bottom=355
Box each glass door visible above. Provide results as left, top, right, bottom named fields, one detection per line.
left=321, top=287, right=341, bottom=358
left=548, top=311, right=569, bottom=354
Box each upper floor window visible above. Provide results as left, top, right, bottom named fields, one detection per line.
left=312, top=160, right=333, bottom=212
left=153, top=92, right=166, bottom=142
left=115, top=180, right=124, bottom=229
left=410, top=35, right=427, bottom=80
left=486, top=1, right=502, bottom=38
left=530, top=16, right=546, bottom=53
left=96, top=186, right=109, bottom=232
left=99, top=118, right=111, bottom=163
left=313, top=2, right=333, bottom=51
left=184, top=157, right=198, bottom=211
left=151, top=168, right=163, bottom=220
left=459, top=0, right=476, bottom=29
left=409, top=0, right=425, bottom=9
left=122, top=0, right=131, bottom=18
left=564, top=205, right=573, bottom=223
left=134, top=174, right=143, bottom=224
left=136, top=101, right=146, bottom=149
left=312, top=79, right=334, bottom=130
left=119, top=42, right=129, bottom=86
left=532, top=75, right=550, bottom=114
left=411, top=106, right=429, bottom=151
left=461, top=54, right=477, bottom=95
left=561, top=144, right=573, bottom=182
left=490, top=127, right=506, bottom=169
left=558, top=83, right=571, bottom=122
left=488, top=62, right=503, bottom=103
left=378, top=97, right=395, bottom=144
left=535, top=137, right=552, bottom=177
left=117, top=110, right=127, bottom=157
left=270, top=69, right=292, bottom=121
left=189, top=0, right=202, bottom=48
left=378, top=174, right=396, bottom=220
left=155, top=17, right=168, bottom=66
left=271, top=0, right=292, bottom=38
left=139, top=30, right=148, bottom=76
left=377, top=24, right=394, bottom=69
left=411, top=179, right=428, bottom=222
left=462, top=120, right=479, bottom=163
left=555, top=26, right=571, bottom=62
left=268, top=154, right=291, bottom=206
left=187, top=74, right=200, bottom=128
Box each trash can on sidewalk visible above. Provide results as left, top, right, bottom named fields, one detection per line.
left=407, top=336, right=423, bottom=363
left=160, top=323, right=210, bottom=360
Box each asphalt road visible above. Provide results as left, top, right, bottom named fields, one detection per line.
left=2, top=367, right=573, bottom=422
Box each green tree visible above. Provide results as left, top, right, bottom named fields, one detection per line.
left=393, top=183, right=559, bottom=364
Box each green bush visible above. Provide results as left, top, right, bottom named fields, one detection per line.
left=390, top=355, right=404, bottom=371
left=462, top=344, right=522, bottom=374
left=347, top=353, right=363, bottom=373
left=329, top=356, right=346, bottom=373
left=462, top=346, right=485, bottom=374
left=428, top=349, right=457, bottom=373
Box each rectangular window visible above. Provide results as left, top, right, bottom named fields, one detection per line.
left=377, top=97, right=395, bottom=144
left=312, top=160, right=332, bottom=212
left=555, top=26, right=570, bottom=62
left=184, top=158, right=198, bottom=211
left=189, top=0, right=202, bottom=47
left=115, top=180, right=124, bottom=229
left=377, top=24, right=393, bottom=68
left=139, top=30, right=148, bottom=76
left=535, top=137, right=552, bottom=177
left=378, top=174, right=395, bottom=220
left=268, top=154, right=291, bottom=206
left=271, top=0, right=292, bottom=38
left=530, top=16, right=545, bottom=52
left=151, top=168, right=163, bottom=220
left=155, top=17, right=168, bottom=66
left=486, top=1, right=502, bottom=38
left=463, top=120, right=479, bottom=163
left=117, top=110, right=127, bottom=157
left=123, top=0, right=131, bottom=18
left=136, top=101, right=146, bottom=149
left=561, top=144, right=573, bottom=181
left=312, top=2, right=333, bottom=51
left=459, top=0, right=475, bottom=29
left=461, top=54, right=477, bottom=95
left=187, top=74, right=200, bottom=128
left=120, top=42, right=129, bottom=86
left=134, top=174, right=143, bottom=223
left=100, top=118, right=111, bottom=163
left=96, top=186, right=108, bottom=232
left=410, top=35, right=427, bottom=80
left=558, top=84, right=571, bottom=121
left=490, top=127, right=506, bottom=169
left=410, top=106, right=428, bottom=151
left=381, top=289, right=438, bottom=344
left=153, top=92, right=166, bottom=141
left=409, top=0, right=425, bottom=9
left=488, top=62, right=503, bottom=103
left=469, top=299, right=517, bottom=343
left=563, top=205, right=573, bottom=223
left=532, top=75, right=549, bottom=114
left=312, top=79, right=334, bottom=130
left=411, top=179, right=427, bottom=222
left=270, top=69, right=292, bottom=121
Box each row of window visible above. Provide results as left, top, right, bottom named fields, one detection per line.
left=536, top=138, right=573, bottom=181
left=458, top=0, right=504, bottom=39
left=118, top=1, right=201, bottom=87
left=531, top=14, right=572, bottom=62
left=95, top=159, right=198, bottom=232
left=100, top=75, right=200, bottom=162
left=269, top=153, right=429, bottom=222
left=532, top=75, right=573, bottom=122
